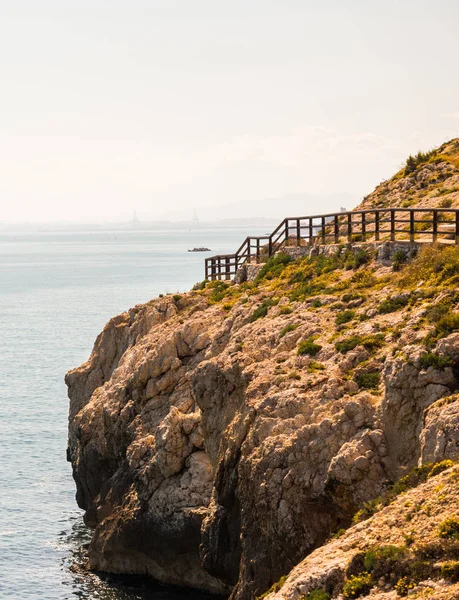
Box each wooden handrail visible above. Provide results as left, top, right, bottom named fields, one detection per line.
left=204, top=208, right=459, bottom=280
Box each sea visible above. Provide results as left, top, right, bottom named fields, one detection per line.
left=0, top=223, right=272, bottom=600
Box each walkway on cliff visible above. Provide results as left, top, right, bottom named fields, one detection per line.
left=205, top=207, right=459, bottom=281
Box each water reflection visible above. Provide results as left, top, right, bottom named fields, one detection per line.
left=59, top=517, right=223, bottom=600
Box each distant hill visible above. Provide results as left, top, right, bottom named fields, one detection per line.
left=160, top=192, right=356, bottom=223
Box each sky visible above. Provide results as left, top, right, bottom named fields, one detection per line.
left=0, top=0, right=458, bottom=223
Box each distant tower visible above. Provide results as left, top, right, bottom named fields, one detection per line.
left=193, top=209, right=199, bottom=226
left=132, top=210, right=140, bottom=227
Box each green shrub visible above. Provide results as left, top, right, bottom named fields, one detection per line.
left=419, top=352, right=453, bottom=370
left=250, top=298, right=279, bottom=322
left=355, top=371, right=380, bottom=390
left=208, top=280, right=231, bottom=302
left=363, top=545, right=406, bottom=574
left=173, top=294, right=183, bottom=302
left=336, top=309, right=356, bottom=326
left=392, top=250, right=408, bottom=272
left=341, top=293, right=365, bottom=305
left=429, top=313, right=459, bottom=342
left=342, top=573, right=373, bottom=599
left=311, top=298, right=323, bottom=308
left=288, top=370, right=301, bottom=380
left=279, top=306, right=293, bottom=315
left=306, top=591, right=330, bottom=600
left=403, top=245, right=459, bottom=288
left=439, top=197, right=454, bottom=208
left=440, top=561, right=459, bottom=582
left=379, top=295, right=410, bottom=314
left=308, top=361, right=325, bottom=372
left=298, top=338, right=322, bottom=356
left=425, top=299, right=452, bottom=324
left=429, top=460, right=455, bottom=477
left=404, top=149, right=437, bottom=174
left=394, top=576, right=415, bottom=596
left=255, top=253, right=292, bottom=283
left=335, top=333, right=385, bottom=354
left=279, top=323, right=299, bottom=338
left=438, top=517, right=459, bottom=539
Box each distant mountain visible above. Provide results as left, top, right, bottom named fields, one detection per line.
left=160, top=192, right=356, bottom=222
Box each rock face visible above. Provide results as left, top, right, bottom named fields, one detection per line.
left=66, top=139, right=459, bottom=598
left=67, top=270, right=459, bottom=599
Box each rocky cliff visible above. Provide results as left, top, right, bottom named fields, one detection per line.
left=67, top=139, right=459, bottom=600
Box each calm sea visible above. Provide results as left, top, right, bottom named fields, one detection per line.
left=0, top=224, right=271, bottom=600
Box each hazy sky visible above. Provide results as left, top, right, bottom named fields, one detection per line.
left=1, top=0, right=458, bottom=223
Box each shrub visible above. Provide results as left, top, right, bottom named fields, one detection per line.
left=440, top=561, right=459, bottom=582
left=404, top=149, right=437, bottom=174
left=279, top=306, right=293, bottom=315
left=394, top=576, right=415, bottom=596
left=308, top=361, right=325, bottom=372
left=208, top=281, right=231, bottom=302
left=355, top=371, right=380, bottom=390
left=392, top=249, right=408, bottom=272
left=173, top=294, right=183, bottom=302
left=298, top=338, right=322, bottom=356
left=429, top=313, right=459, bottom=341
left=379, top=295, right=410, bottom=314
left=279, top=323, right=299, bottom=338
left=429, top=460, right=455, bottom=477
left=363, top=545, right=406, bottom=575
left=311, top=298, right=323, bottom=308
left=419, top=352, right=453, bottom=370
left=342, top=293, right=365, bottom=303
left=425, top=299, right=452, bottom=324
left=250, top=299, right=279, bottom=322
left=336, top=309, right=356, bottom=326
left=306, top=591, right=330, bottom=600
left=439, top=197, right=453, bottom=208
left=342, top=573, right=373, bottom=599
left=255, top=253, right=292, bottom=283
left=335, top=333, right=385, bottom=354
left=403, top=245, right=459, bottom=288
left=288, top=370, right=301, bottom=380
left=439, top=517, right=459, bottom=539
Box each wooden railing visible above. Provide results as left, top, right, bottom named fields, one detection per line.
left=204, top=208, right=459, bottom=281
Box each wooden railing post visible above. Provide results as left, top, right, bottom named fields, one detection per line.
left=347, top=213, right=352, bottom=242
left=334, top=215, right=339, bottom=243
left=321, top=216, right=326, bottom=244
left=361, top=213, right=366, bottom=241
left=256, top=238, right=260, bottom=263
left=375, top=211, right=380, bottom=241
left=390, top=210, right=395, bottom=241
left=308, top=218, right=313, bottom=245
left=433, top=210, right=438, bottom=242
left=410, top=210, right=415, bottom=243
left=456, top=211, right=459, bottom=245
left=225, top=257, right=230, bottom=279
left=268, top=236, right=273, bottom=256
left=285, top=219, right=289, bottom=245
left=296, top=219, right=301, bottom=246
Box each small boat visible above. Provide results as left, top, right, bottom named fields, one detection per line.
left=188, top=247, right=211, bottom=252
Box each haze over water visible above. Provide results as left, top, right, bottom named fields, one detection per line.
left=0, top=224, right=267, bottom=600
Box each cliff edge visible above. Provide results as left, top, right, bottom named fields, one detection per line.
left=67, top=139, right=459, bottom=599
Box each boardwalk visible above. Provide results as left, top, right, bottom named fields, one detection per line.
left=205, top=207, right=459, bottom=281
